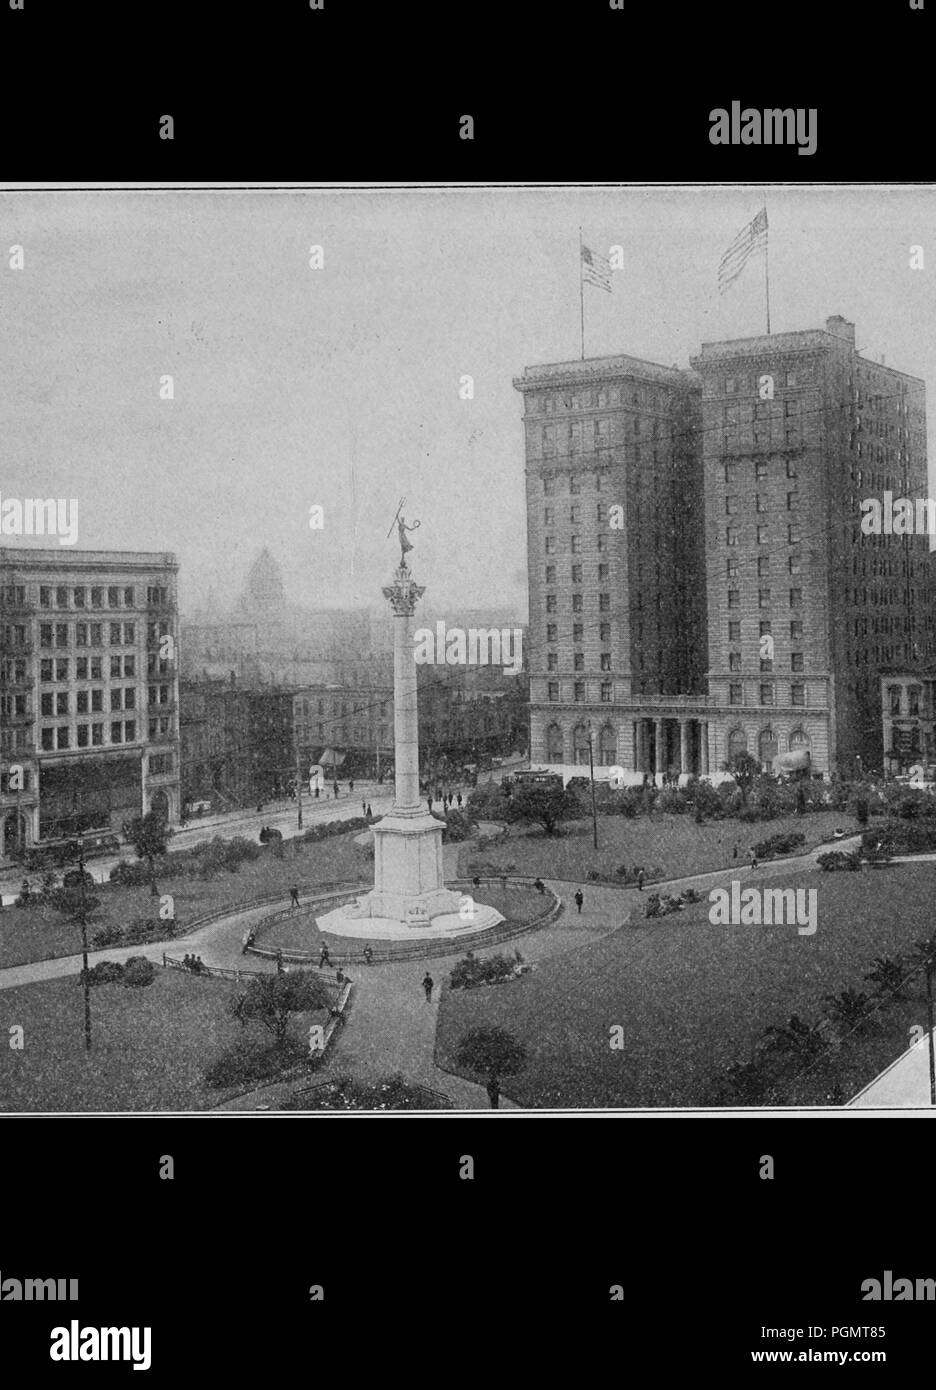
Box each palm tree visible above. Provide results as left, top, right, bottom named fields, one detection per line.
left=760, top=1014, right=828, bottom=1061
left=455, top=1026, right=527, bottom=1108
left=822, top=988, right=873, bottom=1033
left=864, top=954, right=910, bottom=1001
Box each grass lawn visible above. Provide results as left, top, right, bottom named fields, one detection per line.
left=435, top=860, right=936, bottom=1108
left=459, top=809, right=857, bottom=883
left=260, top=885, right=546, bottom=953
left=0, top=968, right=327, bottom=1112
left=0, top=834, right=370, bottom=970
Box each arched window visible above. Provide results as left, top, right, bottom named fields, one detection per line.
left=727, top=727, right=748, bottom=759
left=546, top=723, right=563, bottom=762
left=758, top=727, right=778, bottom=768
left=789, top=728, right=810, bottom=750
left=572, top=724, right=590, bottom=766
left=598, top=724, right=616, bottom=766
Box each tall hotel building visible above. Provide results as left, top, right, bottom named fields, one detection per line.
left=0, top=549, right=181, bottom=864
left=517, top=316, right=935, bottom=782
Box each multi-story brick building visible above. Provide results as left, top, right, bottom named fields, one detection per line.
left=880, top=672, right=936, bottom=775
left=0, top=548, right=180, bottom=864
left=518, top=316, right=935, bottom=782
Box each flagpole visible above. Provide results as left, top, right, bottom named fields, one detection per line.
left=763, top=203, right=771, bottom=335
left=579, top=227, right=585, bottom=360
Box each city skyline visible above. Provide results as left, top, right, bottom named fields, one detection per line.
left=2, top=185, right=934, bottom=619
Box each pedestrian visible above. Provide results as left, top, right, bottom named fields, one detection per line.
left=473, top=875, right=481, bottom=890
left=422, top=972, right=434, bottom=1002
left=427, top=796, right=433, bottom=812
left=362, top=799, right=367, bottom=816
left=750, top=852, right=758, bottom=871
left=333, top=780, right=339, bottom=799
left=500, top=874, right=507, bottom=895
left=733, top=844, right=738, bottom=860
left=637, top=869, right=645, bottom=892
left=275, top=949, right=284, bottom=974
left=457, top=792, right=463, bottom=809
left=366, top=803, right=372, bottom=818
left=363, top=944, right=374, bottom=965
left=350, top=779, right=355, bottom=795
left=534, top=877, right=545, bottom=895
left=314, top=785, right=320, bottom=799
left=486, top=1075, right=501, bottom=1110
left=574, top=889, right=584, bottom=914
left=290, top=884, right=300, bottom=908
left=319, top=943, right=332, bottom=968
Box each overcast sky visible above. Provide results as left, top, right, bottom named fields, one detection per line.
left=1, top=184, right=933, bottom=619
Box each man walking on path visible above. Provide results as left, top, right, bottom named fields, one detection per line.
left=750, top=850, right=758, bottom=871
left=349, top=779, right=354, bottom=795
left=486, top=1075, right=501, bottom=1109
left=275, top=949, right=284, bottom=975
left=456, top=792, right=463, bottom=810
left=637, top=869, right=645, bottom=892
left=333, top=780, right=340, bottom=799
left=422, top=972, right=434, bottom=1002
left=319, top=943, right=332, bottom=969
left=290, top=884, right=300, bottom=908
left=574, top=889, right=584, bottom=914
left=365, top=803, right=372, bottom=818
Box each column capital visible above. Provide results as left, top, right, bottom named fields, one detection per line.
left=382, top=562, right=426, bottom=617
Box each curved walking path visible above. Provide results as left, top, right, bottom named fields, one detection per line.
left=0, top=828, right=915, bottom=1111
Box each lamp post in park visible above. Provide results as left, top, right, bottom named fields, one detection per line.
left=586, top=720, right=599, bottom=851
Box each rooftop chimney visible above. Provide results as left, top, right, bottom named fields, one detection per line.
left=825, top=315, right=856, bottom=344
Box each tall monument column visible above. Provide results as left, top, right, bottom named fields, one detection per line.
left=316, top=515, right=502, bottom=938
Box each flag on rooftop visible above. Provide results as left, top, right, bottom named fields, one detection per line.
left=718, top=208, right=768, bottom=295
left=581, top=243, right=612, bottom=293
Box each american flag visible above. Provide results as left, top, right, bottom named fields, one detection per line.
left=581, top=243, right=612, bottom=293
left=717, top=208, right=768, bottom=295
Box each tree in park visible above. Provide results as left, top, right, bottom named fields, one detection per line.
left=231, top=970, right=333, bottom=1049
left=500, top=783, right=579, bottom=837
left=721, top=751, right=761, bottom=807
left=455, top=1025, right=528, bottom=1107
left=125, top=811, right=170, bottom=897
left=50, top=886, right=101, bottom=1053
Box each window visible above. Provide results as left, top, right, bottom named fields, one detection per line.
left=726, top=527, right=738, bottom=546
left=543, top=476, right=555, bottom=495
left=728, top=621, right=741, bottom=642
left=760, top=658, right=773, bottom=674
left=91, top=689, right=103, bottom=713
left=571, top=565, right=583, bottom=584
left=111, top=722, right=123, bottom=743
left=548, top=682, right=559, bottom=702
left=600, top=653, right=611, bottom=671
left=597, top=534, right=606, bottom=552
left=788, top=524, right=800, bottom=545
left=40, top=586, right=54, bottom=608
left=573, top=653, right=584, bottom=671
left=56, top=726, right=70, bottom=749
left=727, top=559, right=738, bottom=578
left=757, top=526, right=768, bottom=544
left=547, top=653, right=558, bottom=671
left=759, top=684, right=774, bottom=706
left=791, top=684, right=805, bottom=706
left=76, top=657, right=88, bottom=680
left=572, top=594, right=583, bottom=613
left=77, top=690, right=88, bottom=714
left=599, top=622, right=611, bottom=643
left=756, top=494, right=767, bottom=513
left=110, top=622, right=122, bottom=645
left=545, top=537, right=555, bottom=554
left=790, top=621, right=803, bottom=641
left=570, top=475, right=581, bottom=494
left=598, top=563, right=609, bottom=581
left=544, top=507, right=554, bottom=525
left=727, top=589, right=740, bottom=609
left=600, top=682, right=612, bottom=703
left=89, top=623, right=102, bottom=646
left=545, top=565, right=556, bottom=584
left=758, top=557, right=769, bottom=577
left=729, top=683, right=743, bottom=705
left=56, top=585, right=68, bottom=607
left=75, top=623, right=87, bottom=647
left=124, top=655, right=135, bottom=678
left=40, top=623, right=53, bottom=648
left=573, top=623, right=583, bottom=642
left=790, top=588, right=803, bottom=608
left=726, top=377, right=736, bottom=394
left=40, top=659, right=53, bottom=682
left=574, top=682, right=585, bottom=701
left=91, top=588, right=103, bottom=608
left=546, top=594, right=557, bottom=614
left=758, top=588, right=771, bottom=609
left=787, top=492, right=797, bottom=510
left=729, top=652, right=741, bottom=672
left=41, top=727, right=54, bottom=750
left=111, top=689, right=123, bottom=711
left=56, top=659, right=68, bottom=681
left=90, top=657, right=102, bottom=680
left=77, top=724, right=89, bottom=748
left=756, top=460, right=768, bottom=479
left=55, top=692, right=68, bottom=715
left=791, top=653, right=804, bottom=671
left=546, top=624, right=557, bottom=643
left=759, top=621, right=772, bottom=637
left=787, top=460, right=797, bottom=478
left=569, top=505, right=580, bottom=523
left=40, top=692, right=53, bottom=716
left=599, top=593, right=610, bottom=612
left=570, top=535, right=581, bottom=553
left=725, top=495, right=739, bottom=514
left=91, top=723, right=103, bottom=746
left=124, top=721, right=136, bottom=742
left=909, top=686, right=922, bottom=716
left=74, top=587, right=85, bottom=607
left=788, top=555, right=801, bottom=574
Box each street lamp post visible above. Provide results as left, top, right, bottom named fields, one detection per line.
left=70, top=829, right=93, bottom=1053
left=587, top=720, right=599, bottom=852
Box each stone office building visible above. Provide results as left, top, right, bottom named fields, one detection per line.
left=518, top=316, right=935, bottom=783
left=0, top=548, right=180, bottom=863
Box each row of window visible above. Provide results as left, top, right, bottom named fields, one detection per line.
left=709, top=370, right=804, bottom=395
left=728, top=653, right=805, bottom=672
left=545, top=564, right=611, bottom=585
left=39, top=622, right=137, bottom=648
left=728, top=621, right=804, bottom=642
left=544, top=504, right=610, bottom=525
left=40, top=584, right=136, bottom=610
left=545, top=594, right=611, bottom=616
left=40, top=687, right=138, bottom=716
left=728, top=684, right=807, bottom=707
left=724, top=459, right=798, bottom=483
left=536, top=386, right=671, bottom=413
left=40, top=655, right=138, bottom=682
left=40, top=721, right=137, bottom=750
left=725, top=526, right=801, bottom=546
left=725, top=494, right=799, bottom=515
left=727, top=588, right=804, bottom=609
left=547, top=681, right=615, bottom=703
left=541, top=472, right=602, bottom=496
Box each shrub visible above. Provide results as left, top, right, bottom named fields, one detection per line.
left=82, top=960, right=125, bottom=986
left=442, top=810, right=472, bottom=843
left=91, top=922, right=124, bottom=948
left=205, top=1038, right=310, bottom=1089
left=816, top=850, right=862, bottom=872
left=751, top=831, right=806, bottom=860
left=862, top=821, right=936, bottom=856
left=122, top=956, right=156, bottom=987
left=449, top=952, right=527, bottom=990
left=108, top=860, right=158, bottom=888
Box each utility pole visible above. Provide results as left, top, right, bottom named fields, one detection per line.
left=926, top=957, right=936, bottom=1107
left=587, top=719, right=599, bottom=851
left=295, top=735, right=303, bottom=830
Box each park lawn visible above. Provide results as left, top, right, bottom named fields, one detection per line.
left=260, top=884, right=546, bottom=953
left=0, top=967, right=330, bottom=1112
left=0, top=834, right=370, bottom=970
left=459, top=809, right=856, bottom=883
left=434, top=860, right=936, bottom=1109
